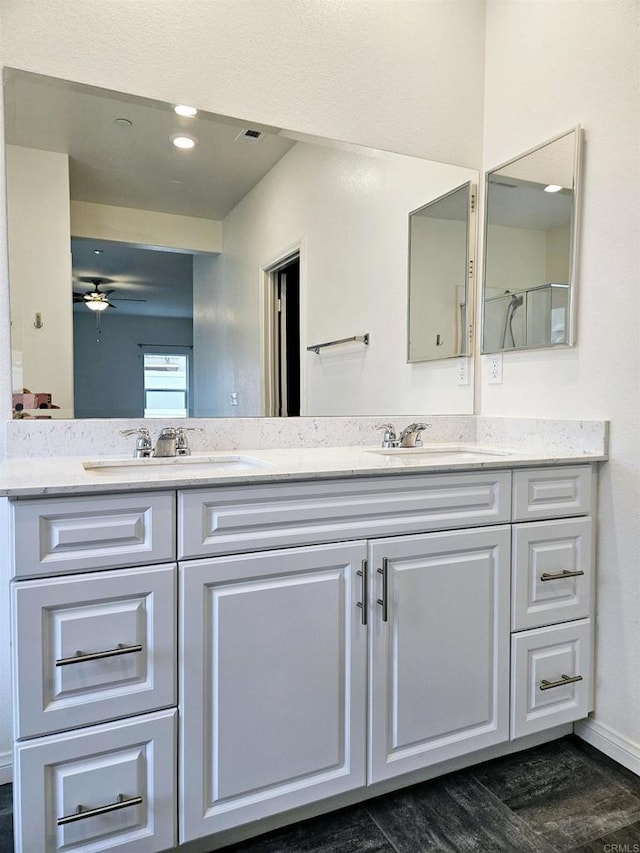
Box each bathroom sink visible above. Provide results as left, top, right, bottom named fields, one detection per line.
left=83, top=454, right=270, bottom=475
left=365, top=445, right=513, bottom=460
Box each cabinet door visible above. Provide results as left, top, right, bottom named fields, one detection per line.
left=369, top=526, right=510, bottom=783
left=179, top=541, right=367, bottom=842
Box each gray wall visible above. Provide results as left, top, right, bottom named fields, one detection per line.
left=73, top=313, right=193, bottom=418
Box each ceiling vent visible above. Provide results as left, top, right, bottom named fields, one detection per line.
left=235, top=128, right=264, bottom=143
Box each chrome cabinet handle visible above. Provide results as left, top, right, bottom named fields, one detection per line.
left=540, top=569, right=585, bottom=582
left=356, top=560, right=368, bottom=626
left=57, top=793, right=143, bottom=826
left=55, top=643, right=143, bottom=667
left=539, top=673, right=583, bottom=691
left=377, top=558, right=389, bottom=622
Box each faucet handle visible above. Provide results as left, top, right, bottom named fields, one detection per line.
left=375, top=423, right=399, bottom=449
left=120, top=428, right=152, bottom=458
left=176, top=426, right=203, bottom=456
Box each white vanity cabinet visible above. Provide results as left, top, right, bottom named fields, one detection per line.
left=8, top=463, right=597, bottom=852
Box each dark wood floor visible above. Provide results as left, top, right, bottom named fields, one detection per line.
left=2, top=735, right=640, bottom=852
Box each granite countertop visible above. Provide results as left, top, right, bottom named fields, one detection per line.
left=0, top=443, right=607, bottom=498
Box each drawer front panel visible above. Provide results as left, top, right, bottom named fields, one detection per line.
left=511, top=619, right=592, bottom=739
left=513, top=466, right=592, bottom=521
left=12, top=491, right=176, bottom=578
left=512, top=517, right=592, bottom=631
left=178, top=472, right=512, bottom=559
left=12, top=563, right=176, bottom=738
left=14, top=709, right=176, bottom=853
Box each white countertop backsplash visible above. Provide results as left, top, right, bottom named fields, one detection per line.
left=4, top=415, right=607, bottom=459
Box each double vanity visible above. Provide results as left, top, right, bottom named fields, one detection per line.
left=1, top=425, right=604, bottom=853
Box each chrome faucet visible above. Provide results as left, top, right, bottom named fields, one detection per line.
left=154, top=427, right=178, bottom=457
left=398, top=422, right=430, bottom=448
left=121, top=426, right=203, bottom=458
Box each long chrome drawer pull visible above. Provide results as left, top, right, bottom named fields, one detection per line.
left=377, top=558, right=389, bottom=623
left=356, top=559, right=368, bottom=626
left=57, top=793, right=143, bottom=825
left=540, top=569, right=585, bottom=582
left=55, top=643, right=143, bottom=667
left=539, top=673, right=583, bottom=691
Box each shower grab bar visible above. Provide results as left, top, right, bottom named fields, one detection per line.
left=307, top=333, right=370, bottom=354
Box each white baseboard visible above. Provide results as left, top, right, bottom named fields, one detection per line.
left=0, top=751, right=12, bottom=786
left=574, top=718, right=640, bottom=777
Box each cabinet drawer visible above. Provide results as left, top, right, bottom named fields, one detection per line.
left=13, top=708, right=176, bottom=853
left=512, top=518, right=592, bottom=631
left=12, top=563, right=176, bottom=738
left=178, top=472, right=511, bottom=559
left=513, top=466, right=592, bottom=521
left=12, top=491, right=176, bottom=578
left=511, top=619, right=592, bottom=739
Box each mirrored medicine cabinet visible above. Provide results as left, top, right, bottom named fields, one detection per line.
left=482, top=126, right=582, bottom=354
left=407, top=181, right=475, bottom=364
left=4, top=68, right=478, bottom=421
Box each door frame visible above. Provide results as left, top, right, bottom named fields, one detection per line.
left=261, top=241, right=305, bottom=417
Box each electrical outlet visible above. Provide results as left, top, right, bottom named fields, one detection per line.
left=230, top=392, right=239, bottom=406
left=456, top=357, right=470, bottom=386
left=486, top=353, right=503, bottom=384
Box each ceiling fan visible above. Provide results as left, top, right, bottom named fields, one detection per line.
left=72, top=277, right=147, bottom=312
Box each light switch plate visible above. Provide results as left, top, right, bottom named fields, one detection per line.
left=456, top=357, right=470, bottom=386
left=487, top=353, right=503, bottom=384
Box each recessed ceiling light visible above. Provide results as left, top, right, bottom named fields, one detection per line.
left=171, top=134, right=197, bottom=150
left=544, top=184, right=563, bottom=193
left=114, top=117, right=133, bottom=127
left=93, top=249, right=103, bottom=255
left=174, top=105, right=198, bottom=118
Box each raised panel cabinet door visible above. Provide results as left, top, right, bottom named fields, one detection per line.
left=178, top=471, right=511, bottom=559
left=512, top=517, right=592, bottom=631
left=12, top=491, right=176, bottom=578
left=369, top=526, right=511, bottom=784
left=511, top=618, right=592, bottom=739
left=512, top=466, right=593, bottom=522
left=13, top=708, right=176, bottom=853
left=179, top=541, right=368, bottom=842
left=12, top=563, right=177, bottom=738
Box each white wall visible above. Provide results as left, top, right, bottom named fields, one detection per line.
left=481, top=0, right=640, bottom=761
left=203, top=142, right=476, bottom=416
left=73, top=313, right=193, bottom=418
left=6, top=145, right=74, bottom=415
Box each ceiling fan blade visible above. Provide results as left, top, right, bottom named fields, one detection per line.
left=111, top=297, right=147, bottom=302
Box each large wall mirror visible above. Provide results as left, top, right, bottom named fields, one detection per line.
left=482, top=127, right=582, bottom=353
left=407, top=182, right=475, bottom=363
left=4, top=69, right=478, bottom=420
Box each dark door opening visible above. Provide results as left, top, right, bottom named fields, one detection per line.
left=274, top=255, right=300, bottom=417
